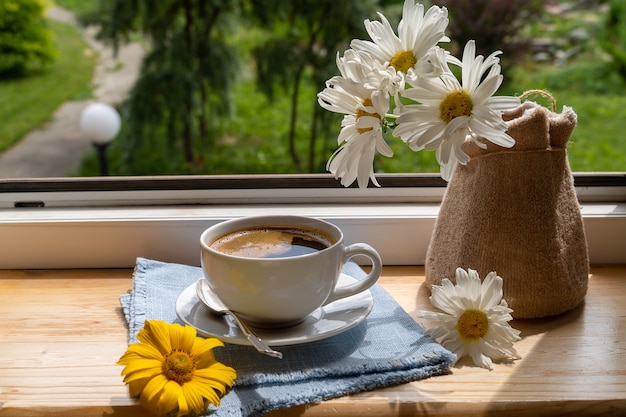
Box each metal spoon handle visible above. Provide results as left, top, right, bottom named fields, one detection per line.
left=228, top=312, right=283, bottom=359
left=195, top=279, right=282, bottom=359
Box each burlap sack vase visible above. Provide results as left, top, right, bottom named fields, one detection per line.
left=425, top=101, right=589, bottom=318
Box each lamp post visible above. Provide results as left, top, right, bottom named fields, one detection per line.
left=79, top=103, right=121, bottom=176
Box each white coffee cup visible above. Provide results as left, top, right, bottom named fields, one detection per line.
left=200, top=215, right=382, bottom=328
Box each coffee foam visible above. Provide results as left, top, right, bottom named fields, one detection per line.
left=211, top=227, right=333, bottom=258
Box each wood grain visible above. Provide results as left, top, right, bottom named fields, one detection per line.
left=1, top=265, right=624, bottom=416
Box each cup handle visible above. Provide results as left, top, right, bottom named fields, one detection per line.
left=323, top=243, right=382, bottom=305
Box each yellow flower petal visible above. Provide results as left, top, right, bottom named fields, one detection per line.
left=141, top=373, right=169, bottom=405
left=125, top=341, right=164, bottom=360
left=122, top=366, right=163, bottom=384
left=127, top=377, right=151, bottom=397
left=119, top=358, right=162, bottom=378
left=193, top=349, right=217, bottom=369
left=117, top=351, right=143, bottom=365
left=157, top=381, right=186, bottom=417
left=194, top=365, right=237, bottom=392
left=168, top=321, right=197, bottom=352
left=190, top=336, right=223, bottom=357
left=181, top=381, right=207, bottom=414
left=138, top=320, right=172, bottom=354
left=118, top=344, right=161, bottom=364
left=189, top=378, right=222, bottom=407
left=191, top=374, right=229, bottom=400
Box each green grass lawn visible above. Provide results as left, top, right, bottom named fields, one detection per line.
left=501, top=62, right=626, bottom=172
left=0, top=20, right=95, bottom=153
left=560, top=94, right=626, bottom=172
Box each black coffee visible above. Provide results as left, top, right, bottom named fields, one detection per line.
left=210, top=227, right=333, bottom=258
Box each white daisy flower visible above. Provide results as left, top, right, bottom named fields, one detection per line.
left=317, top=50, right=393, bottom=188
left=351, top=0, right=449, bottom=88
left=393, top=41, right=521, bottom=180
left=418, top=268, right=522, bottom=370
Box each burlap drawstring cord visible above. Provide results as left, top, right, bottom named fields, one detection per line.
left=519, top=89, right=557, bottom=112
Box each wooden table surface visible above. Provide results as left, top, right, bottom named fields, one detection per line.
left=1, top=265, right=625, bottom=417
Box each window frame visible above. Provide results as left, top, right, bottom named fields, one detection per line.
left=1, top=173, right=624, bottom=269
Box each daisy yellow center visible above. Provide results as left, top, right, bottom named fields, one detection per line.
left=456, top=309, right=489, bottom=341
left=389, top=50, right=417, bottom=73
left=163, top=349, right=196, bottom=384
left=355, top=97, right=381, bottom=134
left=440, top=90, right=473, bottom=124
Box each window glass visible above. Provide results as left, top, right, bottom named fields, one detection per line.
left=0, top=0, right=624, bottom=183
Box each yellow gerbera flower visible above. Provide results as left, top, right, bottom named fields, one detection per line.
left=118, top=320, right=237, bottom=417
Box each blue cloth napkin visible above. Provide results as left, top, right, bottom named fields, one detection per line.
left=120, top=257, right=454, bottom=417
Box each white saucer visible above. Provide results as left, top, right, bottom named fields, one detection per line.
left=175, top=273, right=373, bottom=346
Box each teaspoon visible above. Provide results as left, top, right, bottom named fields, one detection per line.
left=195, top=278, right=283, bottom=359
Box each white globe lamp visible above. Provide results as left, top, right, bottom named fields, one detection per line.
left=80, top=103, right=121, bottom=175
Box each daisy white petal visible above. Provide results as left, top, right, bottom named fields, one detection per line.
left=395, top=40, right=520, bottom=181
left=468, top=342, right=495, bottom=370
left=318, top=52, right=393, bottom=188
left=326, top=128, right=384, bottom=189
left=463, top=268, right=483, bottom=307
left=413, top=123, right=446, bottom=151
left=439, top=154, right=456, bottom=181
left=486, top=95, right=524, bottom=110
left=440, top=336, right=466, bottom=360
left=479, top=271, right=504, bottom=310
left=430, top=281, right=464, bottom=315
left=418, top=268, right=522, bottom=370
left=352, top=0, right=449, bottom=80
left=472, top=72, right=503, bottom=103
left=376, top=133, right=394, bottom=157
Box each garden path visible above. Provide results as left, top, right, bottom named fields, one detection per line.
left=0, top=6, right=143, bottom=178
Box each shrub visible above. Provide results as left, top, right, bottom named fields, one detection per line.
left=433, top=0, right=544, bottom=72
left=600, top=0, right=626, bottom=83
left=0, top=0, right=55, bottom=77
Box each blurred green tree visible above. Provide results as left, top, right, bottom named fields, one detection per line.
left=84, top=0, right=240, bottom=170
left=433, top=0, right=544, bottom=74
left=82, top=0, right=381, bottom=174
left=246, top=0, right=379, bottom=172
left=0, top=0, right=54, bottom=77
left=600, top=0, right=626, bottom=83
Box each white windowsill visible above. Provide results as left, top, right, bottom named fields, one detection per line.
left=2, top=200, right=624, bottom=269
